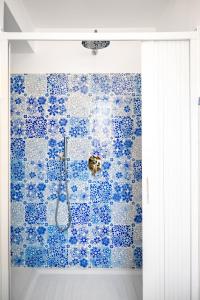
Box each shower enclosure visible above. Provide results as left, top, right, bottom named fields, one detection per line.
left=0, top=31, right=199, bottom=300
left=10, top=72, right=142, bottom=270
left=10, top=72, right=142, bottom=299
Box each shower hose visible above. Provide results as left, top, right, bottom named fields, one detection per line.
left=55, top=136, right=72, bottom=232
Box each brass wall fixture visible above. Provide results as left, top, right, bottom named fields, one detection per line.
left=88, top=155, right=101, bottom=176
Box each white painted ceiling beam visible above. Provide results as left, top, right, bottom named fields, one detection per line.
left=4, top=0, right=35, bottom=52
left=35, top=27, right=156, bottom=33
left=1, top=31, right=197, bottom=41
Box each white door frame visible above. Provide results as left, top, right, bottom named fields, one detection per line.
left=0, top=31, right=199, bottom=300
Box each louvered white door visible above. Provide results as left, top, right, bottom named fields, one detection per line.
left=142, top=41, right=191, bottom=300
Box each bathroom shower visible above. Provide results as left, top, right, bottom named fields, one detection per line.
left=6, top=24, right=198, bottom=300
left=10, top=71, right=142, bottom=300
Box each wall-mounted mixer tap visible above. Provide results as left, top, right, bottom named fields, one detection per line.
left=88, top=155, right=101, bottom=176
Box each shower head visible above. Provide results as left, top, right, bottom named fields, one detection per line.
left=82, top=40, right=110, bottom=50
left=82, top=29, right=110, bottom=55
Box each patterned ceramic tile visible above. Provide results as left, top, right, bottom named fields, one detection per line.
left=10, top=73, right=142, bottom=269
left=112, top=248, right=134, bottom=268
left=112, top=202, right=134, bottom=225
left=67, top=94, right=92, bottom=117
left=11, top=203, right=25, bottom=226
left=26, top=138, right=48, bottom=161
left=25, top=74, right=47, bottom=97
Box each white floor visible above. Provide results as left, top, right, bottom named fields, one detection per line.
left=11, top=268, right=142, bottom=300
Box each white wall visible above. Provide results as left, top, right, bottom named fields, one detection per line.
left=11, top=41, right=141, bottom=74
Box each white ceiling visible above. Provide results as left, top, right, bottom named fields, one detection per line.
left=21, top=0, right=165, bottom=28
left=20, top=0, right=200, bottom=31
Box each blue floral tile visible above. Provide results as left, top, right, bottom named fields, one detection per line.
left=26, top=160, right=46, bottom=182
left=47, top=138, right=64, bottom=159
left=112, top=225, right=133, bottom=247
left=90, top=181, right=112, bottom=203
left=68, top=225, right=90, bottom=246
left=90, top=116, right=112, bottom=139
left=25, top=226, right=47, bottom=247
left=69, top=117, right=89, bottom=138
left=47, top=244, right=68, bottom=267
left=112, top=116, right=133, bottom=139
left=11, top=119, right=25, bottom=137
left=112, top=95, right=136, bottom=117
left=25, top=182, right=47, bottom=202
left=132, top=73, right=141, bottom=96
left=25, top=246, right=47, bottom=267
left=91, top=138, right=112, bottom=159
left=112, top=182, right=133, bottom=202
left=133, top=246, right=142, bottom=268
left=47, top=226, right=67, bottom=246
left=25, top=203, right=46, bottom=225
left=11, top=95, right=26, bottom=117
left=91, top=74, right=112, bottom=94
left=69, top=160, right=89, bottom=181
left=69, top=74, right=90, bottom=94
left=11, top=248, right=25, bottom=267
left=134, top=204, right=142, bottom=224
left=11, top=138, right=25, bottom=159
left=91, top=226, right=110, bottom=246
left=113, top=138, right=133, bottom=158
left=92, top=204, right=111, bottom=225
left=11, top=226, right=24, bottom=245
left=112, top=158, right=133, bottom=182
left=47, top=74, right=69, bottom=95
left=68, top=181, right=89, bottom=203
left=68, top=246, right=89, bottom=268
left=91, top=74, right=111, bottom=94
left=47, top=181, right=64, bottom=201
left=71, top=203, right=90, bottom=225
left=134, top=97, right=141, bottom=116
left=25, top=96, right=47, bottom=115
left=11, top=75, right=25, bottom=95
left=47, top=96, right=67, bottom=116
left=47, top=117, right=68, bottom=137
left=90, top=246, right=111, bottom=268
left=26, top=116, right=47, bottom=138
left=11, top=182, right=24, bottom=202
left=133, top=160, right=142, bottom=182
left=47, top=160, right=65, bottom=181
left=11, top=160, right=25, bottom=181
left=111, top=74, right=135, bottom=95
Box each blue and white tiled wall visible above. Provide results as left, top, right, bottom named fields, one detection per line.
left=10, top=73, right=142, bottom=269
